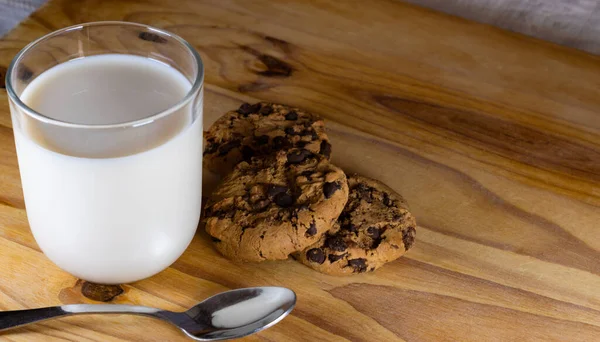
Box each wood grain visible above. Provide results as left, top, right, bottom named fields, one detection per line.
left=6, top=1, right=600, bottom=56
left=0, top=0, right=599, bottom=341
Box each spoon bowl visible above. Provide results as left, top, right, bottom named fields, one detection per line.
left=161, top=287, right=296, bottom=340
left=0, top=286, right=296, bottom=341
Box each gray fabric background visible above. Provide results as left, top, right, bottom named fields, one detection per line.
left=1, top=0, right=600, bottom=55
left=0, top=0, right=45, bottom=36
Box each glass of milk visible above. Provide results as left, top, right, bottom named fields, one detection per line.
left=5, top=22, right=204, bottom=284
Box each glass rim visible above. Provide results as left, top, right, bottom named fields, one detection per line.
left=4, top=21, right=204, bottom=130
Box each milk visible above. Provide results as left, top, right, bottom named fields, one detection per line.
left=12, top=54, right=202, bottom=284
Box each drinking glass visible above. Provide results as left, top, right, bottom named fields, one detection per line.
left=5, top=22, right=204, bottom=284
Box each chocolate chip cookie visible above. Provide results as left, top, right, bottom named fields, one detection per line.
left=204, top=102, right=331, bottom=175
left=295, top=174, right=416, bottom=275
left=203, top=148, right=349, bottom=262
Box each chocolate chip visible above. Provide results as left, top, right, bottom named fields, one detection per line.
left=306, top=248, right=325, bottom=264
left=305, top=221, right=317, bottom=236
left=392, top=213, right=404, bottom=221
left=259, top=105, right=273, bottom=115
left=138, top=31, right=167, bottom=44
left=218, top=140, right=241, bottom=156
left=211, top=237, right=222, bottom=243
left=344, top=223, right=358, bottom=234
left=359, top=190, right=373, bottom=203
left=274, top=192, right=294, bottom=208
left=383, top=193, right=393, bottom=207
left=203, top=205, right=214, bottom=216
left=311, top=131, right=319, bottom=140
left=348, top=258, right=368, bottom=273
left=251, top=103, right=262, bottom=112
left=272, top=136, right=287, bottom=150
left=287, top=149, right=313, bottom=164
left=355, top=184, right=374, bottom=203
left=267, top=184, right=288, bottom=197
left=255, top=135, right=270, bottom=145
left=328, top=253, right=346, bottom=263
left=338, top=211, right=350, bottom=221
left=241, top=146, right=255, bottom=161
left=391, top=244, right=399, bottom=249
left=369, top=267, right=375, bottom=272
left=300, top=170, right=313, bottom=180
left=216, top=210, right=234, bottom=219
left=237, top=102, right=260, bottom=116
left=323, top=182, right=342, bottom=199
left=355, top=183, right=373, bottom=194
left=367, top=227, right=380, bottom=239
left=298, top=129, right=311, bottom=138
left=285, top=111, right=298, bottom=120
left=326, top=236, right=347, bottom=252
left=320, top=140, right=332, bottom=158
left=237, top=103, right=251, bottom=114
left=81, top=282, right=123, bottom=302
left=203, top=142, right=219, bottom=155
left=284, top=127, right=296, bottom=135
left=402, top=227, right=416, bottom=250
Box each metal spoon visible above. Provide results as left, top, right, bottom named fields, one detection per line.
left=0, top=286, right=296, bottom=341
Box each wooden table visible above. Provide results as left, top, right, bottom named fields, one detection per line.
left=0, top=1, right=599, bottom=341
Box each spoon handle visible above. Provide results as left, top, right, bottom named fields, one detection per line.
left=0, top=304, right=161, bottom=331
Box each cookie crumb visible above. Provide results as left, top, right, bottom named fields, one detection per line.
left=81, top=282, right=123, bottom=302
